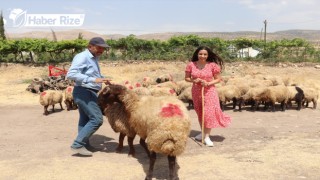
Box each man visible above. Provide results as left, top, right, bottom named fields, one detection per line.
left=67, top=37, right=111, bottom=156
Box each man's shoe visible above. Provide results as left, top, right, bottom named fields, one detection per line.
left=204, top=137, right=214, bottom=147
left=85, top=143, right=98, bottom=152
left=71, top=147, right=93, bottom=156
left=195, top=133, right=202, bottom=141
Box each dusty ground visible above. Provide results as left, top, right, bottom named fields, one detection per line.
left=0, top=62, right=320, bottom=180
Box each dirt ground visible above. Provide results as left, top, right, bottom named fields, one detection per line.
left=0, top=62, right=320, bottom=180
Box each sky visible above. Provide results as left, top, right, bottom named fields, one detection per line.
left=2, top=0, right=320, bottom=35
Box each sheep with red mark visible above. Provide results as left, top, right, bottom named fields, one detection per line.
left=142, top=76, right=157, bottom=87
left=64, top=86, right=77, bottom=111
left=98, top=84, right=191, bottom=180
left=97, top=91, right=148, bottom=157
left=149, top=86, right=177, bottom=97
left=39, top=90, right=64, bottom=115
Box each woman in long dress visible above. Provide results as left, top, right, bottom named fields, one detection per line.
left=185, top=46, right=231, bottom=146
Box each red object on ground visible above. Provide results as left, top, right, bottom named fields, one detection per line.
left=48, top=65, right=67, bottom=77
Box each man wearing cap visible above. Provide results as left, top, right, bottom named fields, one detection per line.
left=67, top=37, right=111, bottom=156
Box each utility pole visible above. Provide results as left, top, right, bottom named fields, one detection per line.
left=263, top=20, right=267, bottom=49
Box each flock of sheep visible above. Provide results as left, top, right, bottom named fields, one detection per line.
left=217, top=73, right=319, bottom=112
left=36, top=71, right=319, bottom=179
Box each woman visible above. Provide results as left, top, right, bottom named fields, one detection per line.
left=185, top=46, right=231, bottom=146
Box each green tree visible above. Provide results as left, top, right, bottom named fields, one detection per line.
left=0, top=11, right=6, bottom=40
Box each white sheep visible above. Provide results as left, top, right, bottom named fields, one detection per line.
left=177, top=86, right=193, bottom=109
left=97, top=93, right=149, bottom=157
left=142, top=76, right=157, bottom=87
left=301, top=86, right=318, bottom=109
left=156, top=73, right=173, bottom=83
left=239, top=86, right=269, bottom=111
left=176, top=80, right=192, bottom=95
left=216, top=84, right=242, bottom=111
left=132, top=87, right=151, bottom=96
left=39, top=90, right=64, bottom=115
left=286, top=86, right=304, bottom=110
left=100, top=84, right=191, bottom=180
left=258, top=85, right=290, bottom=112
left=149, top=86, right=177, bottom=97
left=64, top=86, right=77, bottom=111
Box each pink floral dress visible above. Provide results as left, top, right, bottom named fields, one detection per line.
left=185, top=62, right=231, bottom=128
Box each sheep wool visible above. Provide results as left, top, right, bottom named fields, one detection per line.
left=64, top=86, right=77, bottom=111
left=106, top=84, right=191, bottom=156
left=39, top=90, right=63, bottom=115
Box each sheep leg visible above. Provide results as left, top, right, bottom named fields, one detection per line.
left=296, top=100, right=302, bottom=110
left=145, top=151, right=156, bottom=180
left=271, top=102, right=276, bottom=112
left=238, top=100, right=243, bottom=112
left=168, top=155, right=178, bottom=180
left=52, top=104, right=55, bottom=112
left=220, top=101, right=224, bottom=111
left=72, top=100, right=78, bottom=110
left=127, top=135, right=136, bottom=157
left=59, top=102, right=64, bottom=110
left=313, top=100, right=317, bottom=109
left=65, top=100, right=71, bottom=111
left=139, top=138, right=150, bottom=157
left=281, top=101, right=286, bottom=111
left=43, top=105, right=49, bottom=115
left=232, top=98, right=237, bottom=109
left=253, top=101, right=258, bottom=111
left=116, top=133, right=126, bottom=153
left=64, top=100, right=69, bottom=110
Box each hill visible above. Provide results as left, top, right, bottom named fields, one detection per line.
left=6, top=29, right=320, bottom=43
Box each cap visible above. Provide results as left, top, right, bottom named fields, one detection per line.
left=89, top=37, right=110, bottom=48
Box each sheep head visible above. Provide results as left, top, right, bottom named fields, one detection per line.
left=98, top=84, right=127, bottom=110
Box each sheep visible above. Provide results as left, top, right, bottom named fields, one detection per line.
left=156, top=73, right=173, bottom=83
left=301, top=87, right=318, bottom=109
left=97, top=92, right=149, bottom=157
left=99, top=84, right=191, bottom=180
left=39, top=90, right=64, bottom=115
left=286, top=86, right=304, bottom=110
left=258, top=85, right=290, bottom=112
left=177, top=86, right=193, bottom=109
left=175, top=80, right=192, bottom=95
left=64, top=86, right=77, bottom=111
left=216, top=85, right=242, bottom=111
left=154, top=81, right=179, bottom=94
left=149, top=86, right=177, bottom=97
left=132, top=87, right=151, bottom=96
left=142, top=76, right=157, bottom=87
left=239, top=86, right=269, bottom=111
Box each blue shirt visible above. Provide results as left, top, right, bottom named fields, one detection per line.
left=67, top=49, right=104, bottom=90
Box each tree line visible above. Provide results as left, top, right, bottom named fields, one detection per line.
left=0, top=34, right=320, bottom=64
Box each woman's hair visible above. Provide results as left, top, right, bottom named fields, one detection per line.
left=191, top=46, right=224, bottom=69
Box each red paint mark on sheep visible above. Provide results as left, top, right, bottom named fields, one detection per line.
left=160, top=103, right=183, bottom=118
left=67, top=87, right=72, bottom=93
left=40, top=92, right=47, bottom=96
left=143, top=77, right=147, bottom=81
left=169, top=89, right=175, bottom=94
left=135, top=83, right=141, bottom=87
